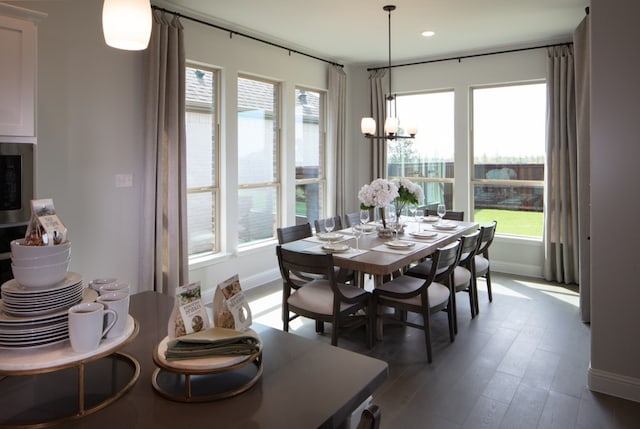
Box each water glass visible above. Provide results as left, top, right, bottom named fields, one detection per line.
left=437, top=204, right=447, bottom=221
left=352, top=225, right=362, bottom=250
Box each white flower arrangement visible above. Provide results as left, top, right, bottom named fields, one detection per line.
left=392, top=178, right=425, bottom=207
left=358, top=178, right=399, bottom=209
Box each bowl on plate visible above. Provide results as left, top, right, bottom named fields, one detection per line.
left=11, top=247, right=71, bottom=267
left=11, top=259, right=70, bottom=289
left=10, top=239, right=71, bottom=260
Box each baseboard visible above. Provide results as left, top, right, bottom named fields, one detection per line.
left=588, top=366, right=640, bottom=403
left=492, top=260, right=543, bottom=278
left=202, top=268, right=280, bottom=304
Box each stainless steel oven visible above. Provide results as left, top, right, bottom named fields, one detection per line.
left=0, top=143, right=34, bottom=286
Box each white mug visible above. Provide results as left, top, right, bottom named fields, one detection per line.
left=98, top=282, right=130, bottom=296
left=89, top=277, right=118, bottom=292
left=97, top=292, right=129, bottom=338
left=68, top=302, right=117, bottom=353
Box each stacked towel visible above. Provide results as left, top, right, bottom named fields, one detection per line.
left=165, top=327, right=261, bottom=361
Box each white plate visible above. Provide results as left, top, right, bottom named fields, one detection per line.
left=0, top=288, right=97, bottom=325
left=2, top=294, right=82, bottom=317
left=0, top=326, right=68, bottom=342
left=3, top=287, right=82, bottom=307
left=0, top=320, right=67, bottom=335
left=1, top=272, right=82, bottom=296
left=409, top=231, right=438, bottom=239
left=0, top=334, right=69, bottom=350
left=432, top=223, right=458, bottom=230
left=385, top=240, right=416, bottom=249
left=317, top=232, right=345, bottom=241
left=322, top=243, right=350, bottom=253
left=422, top=216, right=440, bottom=223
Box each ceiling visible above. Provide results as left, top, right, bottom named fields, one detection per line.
left=157, top=0, right=587, bottom=67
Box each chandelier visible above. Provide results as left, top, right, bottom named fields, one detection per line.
left=361, top=5, right=417, bottom=141
left=102, top=0, right=152, bottom=51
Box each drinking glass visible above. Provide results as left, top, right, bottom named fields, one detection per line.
left=324, top=217, right=335, bottom=234
left=408, top=204, right=417, bottom=222
left=416, top=209, right=424, bottom=230
left=359, top=209, right=370, bottom=225
left=437, top=204, right=447, bottom=222
left=352, top=225, right=362, bottom=250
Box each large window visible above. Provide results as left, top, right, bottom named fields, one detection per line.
left=185, top=65, right=219, bottom=257
left=387, top=91, right=455, bottom=211
left=294, top=88, right=325, bottom=227
left=471, top=82, right=546, bottom=237
left=237, top=76, right=280, bottom=245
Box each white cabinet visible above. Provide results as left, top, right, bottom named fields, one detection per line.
left=0, top=3, right=46, bottom=143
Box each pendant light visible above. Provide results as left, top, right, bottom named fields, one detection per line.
left=102, top=0, right=152, bottom=51
left=362, top=5, right=417, bottom=140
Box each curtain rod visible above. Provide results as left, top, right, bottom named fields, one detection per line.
left=367, top=42, right=572, bottom=72
left=151, top=5, right=344, bottom=68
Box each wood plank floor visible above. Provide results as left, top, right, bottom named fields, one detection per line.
left=245, top=273, right=640, bottom=428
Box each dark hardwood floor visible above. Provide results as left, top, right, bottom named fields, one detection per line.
left=246, top=273, right=640, bottom=429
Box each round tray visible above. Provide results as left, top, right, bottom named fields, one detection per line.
left=151, top=330, right=263, bottom=402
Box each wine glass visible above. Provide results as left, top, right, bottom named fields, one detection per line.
left=352, top=225, right=362, bottom=250
left=324, top=217, right=335, bottom=243
left=436, top=204, right=447, bottom=222
left=408, top=204, right=417, bottom=222
left=415, top=208, right=424, bottom=231
left=359, top=209, right=370, bottom=234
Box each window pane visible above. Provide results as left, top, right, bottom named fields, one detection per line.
left=238, top=77, right=278, bottom=185
left=472, top=83, right=546, bottom=237
left=238, top=187, right=277, bottom=244
left=295, top=89, right=323, bottom=179
left=187, top=192, right=215, bottom=254
left=296, top=182, right=324, bottom=227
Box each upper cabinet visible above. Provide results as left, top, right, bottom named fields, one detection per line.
left=0, top=3, right=46, bottom=143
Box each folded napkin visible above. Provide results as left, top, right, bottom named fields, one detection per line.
left=165, top=327, right=261, bottom=361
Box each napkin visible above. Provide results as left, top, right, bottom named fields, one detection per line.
left=165, top=327, right=261, bottom=360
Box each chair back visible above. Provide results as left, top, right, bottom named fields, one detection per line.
left=476, top=221, right=497, bottom=257
left=344, top=212, right=361, bottom=227
left=458, top=229, right=481, bottom=267
left=277, top=223, right=312, bottom=244
left=433, top=241, right=461, bottom=281
left=425, top=209, right=464, bottom=221
left=314, top=216, right=343, bottom=233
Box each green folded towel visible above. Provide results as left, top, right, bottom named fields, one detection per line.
left=165, top=327, right=261, bottom=361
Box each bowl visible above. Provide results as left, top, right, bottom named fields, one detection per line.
left=11, top=247, right=71, bottom=267
left=11, top=259, right=70, bottom=289
left=10, top=239, right=71, bottom=259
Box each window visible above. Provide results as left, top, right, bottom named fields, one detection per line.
left=185, top=65, right=219, bottom=256
left=387, top=91, right=455, bottom=211
left=237, top=76, right=280, bottom=245
left=471, top=82, right=546, bottom=237
left=294, top=88, right=325, bottom=227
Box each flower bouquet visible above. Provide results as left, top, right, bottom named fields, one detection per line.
left=357, top=178, right=398, bottom=229
left=391, top=178, right=425, bottom=220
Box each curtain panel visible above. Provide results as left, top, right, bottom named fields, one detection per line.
left=543, top=45, right=580, bottom=286
left=368, top=69, right=388, bottom=180
left=140, top=11, right=189, bottom=295
left=328, top=65, right=347, bottom=215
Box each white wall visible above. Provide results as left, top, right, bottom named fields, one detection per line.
left=588, top=0, right=640, bottom=402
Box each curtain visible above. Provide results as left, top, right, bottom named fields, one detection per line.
left=328, top=65, right=347, bottom=215
left=574, top=15, right=591, bottom=322
left=368, top=69, right=387, bottom=180
left=140, top=11, right=188, bottom=295
left=543, top=45, right=579, bottom=286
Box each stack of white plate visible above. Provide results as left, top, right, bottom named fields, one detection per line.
left=0, top=272, right=95, bottom=349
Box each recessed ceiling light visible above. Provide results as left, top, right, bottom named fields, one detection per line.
left=422, top=30, right=435, bottom=37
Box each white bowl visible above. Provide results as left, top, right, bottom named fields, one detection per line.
left=11, top=247, right=71, bottom=267
left=11, top=259, right=70, bottom=289
left=10, top=239, right=71, bottom=259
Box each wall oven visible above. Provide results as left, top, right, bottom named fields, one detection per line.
left=0, top=143, right=35, bottom=285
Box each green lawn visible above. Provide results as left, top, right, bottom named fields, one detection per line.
left=474, top=209, right=542, bottom=238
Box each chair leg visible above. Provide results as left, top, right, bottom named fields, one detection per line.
left=451, top=290, right=458, bottom=335
left=422, top=307, right=433, bottom=363
left=468, top=287, right=476, bottom=319
left=486, top=269, right=493, bottom=302
left=472, top=276, right=480, bottom=315
left=330, top=317, right=339, bottom=346
left=316, top=320, right=325, bottom=333
left=447, top=296, right=455, bottom=343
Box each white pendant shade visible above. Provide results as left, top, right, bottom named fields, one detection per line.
left=384, top=117, right=398, bottom=135
left=361, top=117, right=376, bottom=135
left=102, top=0, right=152, bottom=51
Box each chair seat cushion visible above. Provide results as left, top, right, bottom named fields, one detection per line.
left=452, top=266, right=472, bottom=291
left=288, top=279, right=369, bottom=315
left=474, top=255, right=490, bottom=276
left=375, top=276, right=450, bottom=310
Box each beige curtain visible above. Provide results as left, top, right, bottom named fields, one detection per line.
left=368, top=69, right=388, bottom=179
left=574, top=15, right=591, bottom=322
left=543, top=45, right=579, bottom=285
left=328, top=65, right=347, bottom=215
left=140, top=11, right=188, bottom=295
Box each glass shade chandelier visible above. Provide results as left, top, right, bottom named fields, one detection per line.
left=102, top=0, right=152, bottom=51
left=362, top=5, right=417, bottom=140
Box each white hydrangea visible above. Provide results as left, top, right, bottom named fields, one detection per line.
left=392, top=178, right=425, bottom=203
left=358, top=178, right=399, bottom=208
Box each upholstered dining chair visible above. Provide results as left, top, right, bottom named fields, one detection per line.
left=344, top=212, right=361, bottom=228
left=373, top=241, right=460, bottom=362
left=405, top=230, right=481, bottom=334
left=276, top=246, right=374, bottom=348
left=314, top=215, right=344, bottom=233
left=277, top=223, right=312, bottom=244
left=474, top=221, right=497, bottom=313
left=425, top=209, right=465, bottom=221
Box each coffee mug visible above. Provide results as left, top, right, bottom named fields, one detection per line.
left=98, top=282, right=130, bottom=296
left=89, top=277, right=118, bottom=291
left=68, top=302, right=117, bottom=353
left=97, top=292, right=130, bottom=338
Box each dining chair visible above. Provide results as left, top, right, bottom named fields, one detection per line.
left=314, top=215, right=343, bottom=233
left=276, top=223, right=312, bottom=244
left=344, top=212, right=361, bottom=227
left=373, top=241, right=460, bottom=362
left=474, top=220, right=497, bottom=313
left=276, top=246, right=374, bottom=348
left=425, top=209, right=465, bottom=221
left=405, top=230, right=481, bottom=334
left=356, top=404, right=381, bottom=429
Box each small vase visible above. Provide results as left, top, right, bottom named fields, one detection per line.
left=377, top=228, right=393, bottom=239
